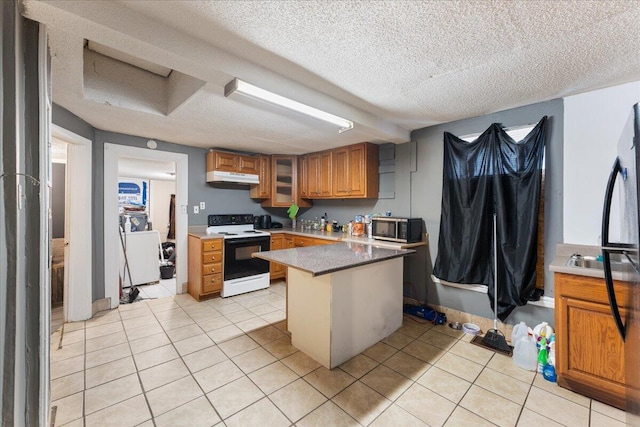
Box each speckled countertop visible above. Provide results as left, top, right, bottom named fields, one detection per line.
left=188, top=226, right=427, bottom=249
left=253, top=242, right=415, bottom=276
left=264, top=228, right=426, bottom=250
left=549, top=243, right=630, bottom=281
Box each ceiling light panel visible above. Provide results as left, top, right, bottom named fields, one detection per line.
left=224, top=78, right=354, bottom=133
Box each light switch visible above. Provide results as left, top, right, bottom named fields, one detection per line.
left=180, top=205, right=187, bottom=214
left=194, top=206, right=199, bottom=214
left=200, top=202, right=206, bottom=210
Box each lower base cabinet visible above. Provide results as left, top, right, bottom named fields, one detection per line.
left=269, top=234, right=285, bottom=280
left=188, top=235, right=224, bottom=301
left=555, top=272, right=629, bottom=410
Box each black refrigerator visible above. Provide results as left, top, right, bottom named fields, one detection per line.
left=601, top=102, right=640, bottom=424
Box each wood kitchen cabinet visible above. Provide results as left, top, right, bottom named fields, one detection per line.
left=332, top=142, right=378, bottom=198
left=261, top=155, right=311, bottom=208
left=250, top=154, right=271, bottom=199
left=269, top=234, right=285, bottom=280
left=298, top=155, right=309, bottom=198
left=292, top=235, right=315, bottom=248
left=206, top=150, right=259, bottom=175
left=188, top=235, right=224, bottom=300
left=284, top=234, right=294, bottom=249
left=307, top=151, right=333, bottom=198
left=314, top=238, right=336, bottom=245
left=555, top=272, right=630, bottom=410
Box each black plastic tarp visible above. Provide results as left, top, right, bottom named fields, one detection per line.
left=433, top=117, right=547, bottom=320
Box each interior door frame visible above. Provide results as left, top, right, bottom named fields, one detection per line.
left=104, top=143, right=188, bottom=308
left=51, top=125, right=93, bottom=321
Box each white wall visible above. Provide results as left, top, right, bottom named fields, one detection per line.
left=149, top=179, right=175, bottom=242
left=563, top=81, right=640, bottom=244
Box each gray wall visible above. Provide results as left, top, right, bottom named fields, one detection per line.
left=92, top=130, right=280, bottom=300
left=52, top=103, right=94, bottom=142
left=409, top=99, right=563, bottom=326
left=51, top=163, right=65, bottom=238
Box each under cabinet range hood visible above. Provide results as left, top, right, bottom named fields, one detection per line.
left=206, top=170, right=259, bottom=185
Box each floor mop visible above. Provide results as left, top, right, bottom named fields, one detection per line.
left=472, top=214, right=512, bottom=356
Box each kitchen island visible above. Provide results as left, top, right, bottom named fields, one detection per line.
left=254, top=242, right=414, bottom=369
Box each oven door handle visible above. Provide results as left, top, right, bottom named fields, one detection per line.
left=224, top=236, right=271, bottom=252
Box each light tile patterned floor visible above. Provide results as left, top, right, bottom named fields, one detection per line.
left=50, top=280, right=627, bottom=427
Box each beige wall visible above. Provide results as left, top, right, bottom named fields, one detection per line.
left=149, top=179, right=175, bottom=242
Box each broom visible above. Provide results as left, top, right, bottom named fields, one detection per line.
left=481, top=213, right=512, bottom=353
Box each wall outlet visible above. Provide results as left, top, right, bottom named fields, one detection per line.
left=194, top=206, right=199, bottom=214
left=200, top=202, right=206, bottom=210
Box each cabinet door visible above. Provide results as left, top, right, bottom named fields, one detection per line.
left=214, top=152, right=237, bottom=172
left=250, top=155, right=271, bottom=199
left=270, top=235, right=284, bottom=280
left=319, top=151, right=333, bottom=197
left=239, top=155, right=259, bottom=174
left=332, top=147, right=350, bottom=197
left=284, top=235, right=294, bottom=249
left=347, top=144, right=366, bottom=197
left=555, top=273, right=629, bottom=410
left=298, top=155, right=310, bottom=199
left=558, top=296, right=626, bottom=408
left=272, top=156, right=294, bottom=206
left=307, top=153, right=320, bottom=197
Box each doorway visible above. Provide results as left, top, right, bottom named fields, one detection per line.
left=104, top=143, right=188, bottom=308
left=51, top=125, right=93, bottom=324
left=118, top=157, right=177, bottom=299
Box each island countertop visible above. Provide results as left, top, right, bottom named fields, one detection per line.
left=253, top=242, right=414, bottom=277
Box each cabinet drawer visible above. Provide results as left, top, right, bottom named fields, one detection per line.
left=202, top=239, right=223, bottom=252
left=293, top=236, right=315, bottom=247
left=202, top=251, right=222, bottom=264
left=202, top=262, right=222, bottom=275
left=202, top=273, right=222, bottom=294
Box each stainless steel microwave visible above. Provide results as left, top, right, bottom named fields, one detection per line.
left=371, top=217, right=422, bottom=243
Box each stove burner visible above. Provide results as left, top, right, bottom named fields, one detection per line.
left=244, top=230, right=260, bottom=233
left=217, top=232, right=238, bottom=236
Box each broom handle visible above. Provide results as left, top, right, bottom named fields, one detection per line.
left=493, top=213, right=498, bottom=331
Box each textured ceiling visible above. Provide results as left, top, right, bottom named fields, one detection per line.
left=23, top=0, right=640, bottom=154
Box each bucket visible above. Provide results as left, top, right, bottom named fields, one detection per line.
left=160, top=264, right=175, bottom=279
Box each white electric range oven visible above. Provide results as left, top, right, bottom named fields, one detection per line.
left=206, top=214, right=270, bottom=297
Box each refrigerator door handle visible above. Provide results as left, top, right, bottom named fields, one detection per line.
left=601, top=157, right=626, bottom=340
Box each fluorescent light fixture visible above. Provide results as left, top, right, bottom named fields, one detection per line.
left=224, top=78, right=354, bottom=133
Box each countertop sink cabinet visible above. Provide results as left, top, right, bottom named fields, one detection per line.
left=188, top=235, right=223, bottom=301
left=554, top=272, right=629, bottom=410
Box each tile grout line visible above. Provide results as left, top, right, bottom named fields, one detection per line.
left=120, top=304, right=158, bottom=426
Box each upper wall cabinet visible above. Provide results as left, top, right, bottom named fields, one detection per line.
left=261, top=155, right=311, bottom=208
left=207, top=150, right=259, bottom=175
left=332, top=142, right=378, bottom=198
left=250, top=154, right=271, bottom=199
left=307, top=150, right=333, bottom=198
